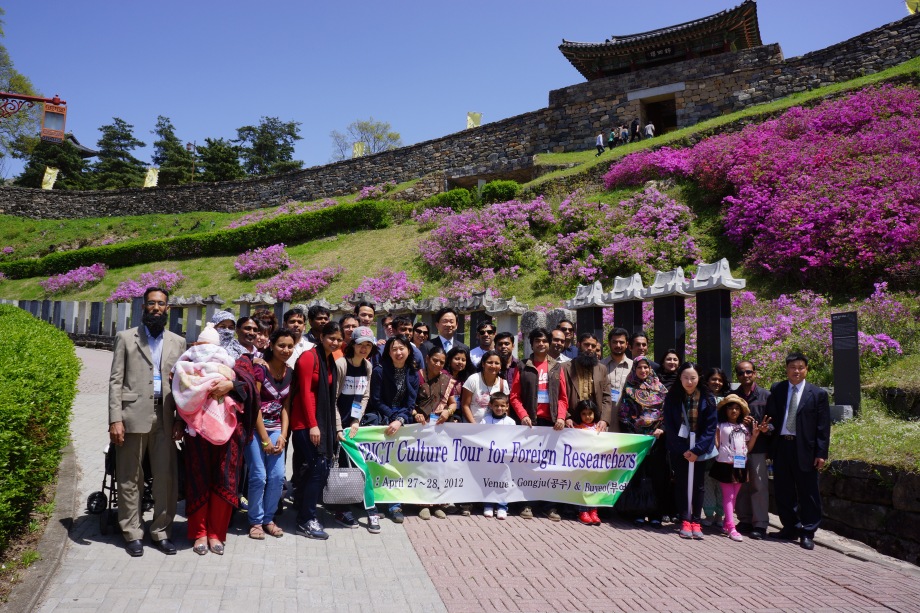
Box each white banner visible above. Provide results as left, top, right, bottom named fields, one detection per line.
left=350, top=423, right=653, bottom=506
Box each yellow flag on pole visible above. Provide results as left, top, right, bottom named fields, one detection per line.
left=41, top=166, right=59, bottom=190
left=908, top=0, right=920, bottom=14
left=352, top=142, right=366, bottom=158
left=144, top=168, right=159, bottom=188
left=467, top=112, right=482, bottom=129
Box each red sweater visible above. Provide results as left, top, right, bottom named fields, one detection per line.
left=291, top=348, right=332, bottom=431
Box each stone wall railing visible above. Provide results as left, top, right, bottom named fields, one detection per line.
left=819, top=461, right=920, bottom=566
left=2, top=13, right=919, bottom=219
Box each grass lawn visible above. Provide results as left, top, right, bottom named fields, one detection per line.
left=831, top=397, right=920, bottom=473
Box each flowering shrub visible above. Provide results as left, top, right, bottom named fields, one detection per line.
left=40, top=263, right=107, bottom=296
left=411, top=207, right=453, bottom=230
left=418, top=196, right=555, bottom=292
left=255, top=266, right=343, bottom=302
left=356, top=181, right=396, bottom=201
left=1, top=247, right=13, bottom=256
left=346, top=268, right=423, bottom=303
left=603, top=86, right=920, bottom=289
left=602, top=147, right=692, bottom=188
left=107, top=270, right=185, bottom=303
left=234, top=243, right=292, bottom=279
left=227, top=199, right=339, bottom=229
left=545, top=188, right=699, bottom=291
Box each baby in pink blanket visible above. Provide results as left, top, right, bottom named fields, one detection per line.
left=171, top=324, right=240, bottom=445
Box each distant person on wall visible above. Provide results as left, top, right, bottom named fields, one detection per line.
left=619, top=124, right=629, bottom=145
left=469, top=320, right=497, bottom=368
left=595, top=132, right=605, bottom=156
left=765, top=353, right=830, bottom=551
left=644, top=121, right=656, bottom=139
left=608, top=128, right=617, bottom=150
left=630, top=118, right=642, bottom=142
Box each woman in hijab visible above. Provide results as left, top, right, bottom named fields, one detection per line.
left=618, top=356, right=672, bottom=527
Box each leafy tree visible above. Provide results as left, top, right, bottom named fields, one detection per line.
left=0, top=9, right=41, bottom=177
left=90, top=117, right=147, bottom=189
left=235, top=116, right=303, bottom=176
left=329, top=117, right=402, bottom=161
left=12, top=136, right=88, bottom=189
left=196, top=137, right=245, bottom=182
left=151, top=115, right=193, bottom=186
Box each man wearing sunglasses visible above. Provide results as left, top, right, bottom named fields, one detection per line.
left=733, top=360, right=771, bottom=540
left=470, top=321, right=497, bottom=367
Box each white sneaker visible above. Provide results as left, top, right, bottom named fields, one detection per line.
left=483, top=505, right=494, bottom=518
left=496, top=508, right=507, bottom=520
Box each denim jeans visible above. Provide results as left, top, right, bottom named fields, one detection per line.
left=242, top=429, right=286, bottom=525
left=483, top=503, right=508, bottom=512
left=292, top=430, right=330, bottom=525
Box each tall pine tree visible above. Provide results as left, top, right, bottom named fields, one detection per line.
left=235, top=116, right=303, bottom=176
left=151, top=115, right=193, bottom=186
left=90, top=117, right=146, bottom=189
left=196, top=137, right=245, bottom=182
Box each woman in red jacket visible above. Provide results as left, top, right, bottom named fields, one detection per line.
left=291, top=322, right=344, bottom=540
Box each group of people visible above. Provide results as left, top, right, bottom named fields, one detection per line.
left=595, top=119, right=655, bottom=155
left=107, top=286, right=830, bottom=557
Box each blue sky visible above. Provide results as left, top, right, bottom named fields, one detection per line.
left=1, top=0, right=912, bottom=178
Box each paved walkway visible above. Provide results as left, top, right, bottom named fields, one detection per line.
left=20, top=347, right=920, bottom=612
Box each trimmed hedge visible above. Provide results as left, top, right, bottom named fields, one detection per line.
left=0, top=200, right=392, bottom=280
left=481, top=180, right=521, bottom=204
left=0, top=305, right=79, bottom=553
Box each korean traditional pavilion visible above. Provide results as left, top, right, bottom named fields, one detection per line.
left=559, top=1, right=763, bottom=80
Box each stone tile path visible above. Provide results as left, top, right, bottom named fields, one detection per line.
left=22, top=347, right=920, bottom=612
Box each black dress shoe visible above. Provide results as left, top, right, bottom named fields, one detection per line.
left=736, top=522, right=753, bottom=535
left=126, top=539, right=143, bottom=557
left=771, top=528, right=799, bottom=541
left=749, top=529, right=765, bottom=540
left=154, top=539, right=177, bottom=555
left=800, top=536, right=815, bottom=550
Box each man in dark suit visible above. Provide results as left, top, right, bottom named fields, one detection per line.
left=765, top=352, right=830, bottom=550
left=108, top=287, right=186, bottom=557
left=420, top=307, right=469, bottom=358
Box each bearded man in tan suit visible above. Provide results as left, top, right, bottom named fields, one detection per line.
left=108, top=287, right=186, bottom=557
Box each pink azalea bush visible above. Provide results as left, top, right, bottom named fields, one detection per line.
left=255, top=266, right=343, bottom=302
left=603, top=86, right=920, bottom=288
left=2, top=247, right=13, bottom=256
left=108, top=270, right=186, bottom=303
left=346, top=268, right=423, bottom=303
left=419, top=196, right=555, bottom=292
left=40, top=263, right=107, bottom=296
left=356, top=181, right=396, bottom=201
left=545, top=187, right=699, bottom=291
left=234, top=243, right=292, bottom=279
left=411, top=207, right=453, bottom=230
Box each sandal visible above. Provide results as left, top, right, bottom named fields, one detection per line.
left=249, top=524, right=265, bottom=540
left=263, top=522, right=283, bottom=538
left=193, top=538, right=208, bottom=556
left=208, top=539, right=224, bottom=555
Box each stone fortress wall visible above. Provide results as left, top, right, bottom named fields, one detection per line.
left=3, top=12, right=920, bottom=220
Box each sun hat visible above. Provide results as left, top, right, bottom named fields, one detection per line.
left=717, top=393, right=750, bottom=417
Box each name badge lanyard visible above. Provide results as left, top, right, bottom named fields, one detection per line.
left=730, top=426, right=747, bottom=468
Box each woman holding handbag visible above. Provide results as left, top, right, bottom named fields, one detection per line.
left=291, top=322, right=344, bottom=541
left=331, top=326, right=378, bottom=532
